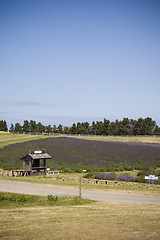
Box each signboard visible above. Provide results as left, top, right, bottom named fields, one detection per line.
left=46, top=171, right=59, bottom=176
left=145, top=175, right=158, bottom=180
left=34, top=150, right=42, bottom=154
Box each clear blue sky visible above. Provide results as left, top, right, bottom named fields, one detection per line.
left=0, top=0, right=160, bottom=127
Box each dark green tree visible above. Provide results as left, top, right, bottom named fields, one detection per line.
left=14, top=123, right=23, bottom=133
left=143, top=117, right=156, bottom=135
left=109, top=120, right=119, bottom=135
left=128, top=119, right=135, bottom=135
left=64, top=126, right=70, bottom=134
left=37, top=122, right=45, bottom=133
left=118, top=118, right=130, bottom=135
left=76, top=122, right=81, bottom=134
left=70, top=123, right=77, bottom=134
left=46, top=125, right=52, bottom=134
left=23, top=120, right=30, bottom=133
left=0, top=120, right=8, bottom=132
left=80, top=122, right=90, bottom=135
left=53, top=125, right=57, bottom=133
left=30, top=120, right=37, bottom=134
left=91, top=121, right=96, bottom=135
left=154, top=125, right=160, bottom=135
left=57, top=124, right=63, bottom=134
left=102, top=118, right=110, bottom=135
left=133, top=118, right=143, bottom=135
left=9, top=123, right=14, bottom=133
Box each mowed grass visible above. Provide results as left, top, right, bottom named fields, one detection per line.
left=0, top=198, right=159, bottom=240
left=0, top=132, right=30, bottom=139
left=76, top=135, right=160, bottom=144
left=0, top=192, right=92, bottom=208
left=0, top=134, right=53, bottom=148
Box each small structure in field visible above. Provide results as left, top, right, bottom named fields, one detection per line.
left=21, top=150, right=52, bottom=176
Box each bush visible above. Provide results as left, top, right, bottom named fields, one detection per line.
left=75, top=168, right=83, bottom=173
left=63, top=168, right=75, bottom=173
left=0, top=192, right=38, bottom=205
left=83, top=172, right=98, bottom=179
left=47, top=195, right=59, bottom=201
left=137, top=170, right=151, bottom=176
left=124, top=166, right=134, bottom=171
left=116, top=175, right=134, bottom=182
left=156, top=170, right=160, bottom=176
left=134, top=176, right=146, bottom=183
left=97, top=172, right=116, bottom=180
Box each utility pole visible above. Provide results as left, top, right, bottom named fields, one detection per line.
left=79, top=170, right=86, bottom=198
left=79, top=177, right=82, bottom=197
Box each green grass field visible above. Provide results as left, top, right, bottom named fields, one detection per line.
left=72, top=135, right=160, bottom=144
left=0, top=192, right=159, bottom=240
left=0, top=132, right=30, bottom=139
left=0, top=133, right=53, bottom=148
left=1, top=132, right=160, bottom=144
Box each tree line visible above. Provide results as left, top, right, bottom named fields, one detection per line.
left=0, top=117, right=160, bottom=136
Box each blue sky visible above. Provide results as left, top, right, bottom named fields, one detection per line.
left=0, top=0, right=160, bottom=127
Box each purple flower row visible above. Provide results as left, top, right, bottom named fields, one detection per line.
left=98, top=173, right=111, bottom=180
left=116, top=175, right=135, bottom=182
left=146, top=179, right=160, bottom=184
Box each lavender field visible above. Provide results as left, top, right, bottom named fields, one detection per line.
left=0, top=137, right=160, bottom=171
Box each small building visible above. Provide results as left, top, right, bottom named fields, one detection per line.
left=21, top=150, right=52, bottom=176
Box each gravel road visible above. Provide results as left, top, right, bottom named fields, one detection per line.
left=0, top=135, right=39, bottom=142
left=0, top=180, right=160, bottom=204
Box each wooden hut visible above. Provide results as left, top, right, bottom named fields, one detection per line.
left=21, top=150, right=52, bottom=176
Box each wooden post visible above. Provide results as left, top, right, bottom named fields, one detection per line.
left=79, top=177, right=82, bottom=197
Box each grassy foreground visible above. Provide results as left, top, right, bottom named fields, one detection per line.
left=0, top=192, right=92, bottom=208
left=0, top=192, right=159, bottom=240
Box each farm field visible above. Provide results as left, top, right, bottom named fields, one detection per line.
left=0, top=136, right=160, bottom=171
left=69, top=134, right=160, bottom=144
left=0, top=194, right=159, bottom=240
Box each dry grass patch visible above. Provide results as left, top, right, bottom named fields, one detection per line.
left=0, top=202, right=160, bottom=240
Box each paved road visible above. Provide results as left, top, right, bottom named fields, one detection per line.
left=0, top=180, right=160, bottom=204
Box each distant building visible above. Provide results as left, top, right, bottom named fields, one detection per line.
left=21, top=150, right=52, bottom=176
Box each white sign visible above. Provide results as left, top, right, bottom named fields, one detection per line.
left=145, top=175, right=158, bottom=180
left=34, top=150, right=42, bottom=154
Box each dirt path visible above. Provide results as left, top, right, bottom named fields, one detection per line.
left=0, top=180, right=160, bottom=204
left=0, top=135, right=39, bottom=142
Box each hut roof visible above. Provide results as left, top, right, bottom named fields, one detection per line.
left=21, top=152, right=52, bottom=160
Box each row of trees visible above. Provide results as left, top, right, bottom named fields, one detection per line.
left=1, top=117, right=160, bottom=136
left=69, top=118, right=160, bottom=135
left=0, top=120, right=8, bottom=132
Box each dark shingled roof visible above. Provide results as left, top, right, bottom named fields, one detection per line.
left=21, top=153, right=52, bottom=160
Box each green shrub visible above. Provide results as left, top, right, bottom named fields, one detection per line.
left=75, top=168, right=83, bottom=173
left=137, top=170, right=151, bottom=176
left=124, top=166, right=134, bottom=171
left=156, top=170, right=160, bottom=176
left=47, top=195, right=59, bottom=201
left=100, top=168, right=105, bottom=172
left=83, top=172, right=98, bottom=179
left=63, top=168, right=74, bottom=173
left=134, top=176, right=146, bottom=183
left=86, top=168, right=92, bottom=172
